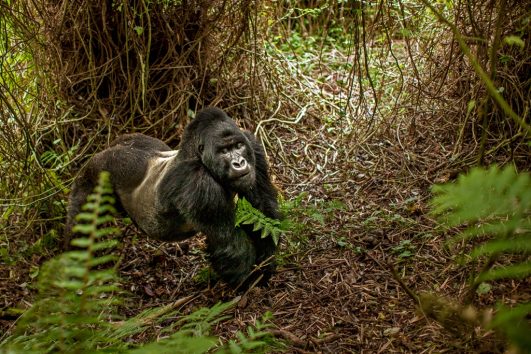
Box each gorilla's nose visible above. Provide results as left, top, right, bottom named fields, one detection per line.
left=232, top=157, right=248, bottom=171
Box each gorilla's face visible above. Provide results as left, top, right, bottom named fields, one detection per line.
left=200, top=120, right=256, bottom=192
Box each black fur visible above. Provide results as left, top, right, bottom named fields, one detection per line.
left=66, top=107, right=279, bottom=287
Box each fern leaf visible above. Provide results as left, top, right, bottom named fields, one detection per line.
left=95, top=229, right=119, bottom=241
left=2, top=171, right=123, bottom=352
left=477, top=262, right=531, bottom=282
left=128, top=334, right=217, bottom=354
left=489, top=303, right=531, bottom=351
left=96, top=214, right=116, bottom=225
left=70, top=238, right=92, bottom=248
left=91, top=238, right=119, bottom=250
left=88, top=254, right=117, bottom=267
left=471, top=236, right=531, bottom=258
left=53, top=280, right=84, bottom=289
left=72, top=223, right=96, bottom=234
left=431, top=165, right=530, bottom=352
left=432, top=165, right=531, bottom=227
left=67, top=250, right=90, bottom=260
left=432, top=165, right=531, bottom=242
left=235, top=197, right=286, bottom=245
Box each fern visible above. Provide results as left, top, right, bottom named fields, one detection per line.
left=431, top=165, right=531, bottom=350
left=432, top=165, right=531, bottom=240
left=172, top=301, right=234, bottom=336
left=432, top=165, right=531, bottom=270
left=490, top=303, right=531, bottom=350
left=216, top=311, right=284, bottom=354
left=125, top=300, right=284, bottom=354
left=126, top=302, right=232, bottom=354
left=235, top=198, right=287, bottom=246
left=2, top=171, right=122, bottom=353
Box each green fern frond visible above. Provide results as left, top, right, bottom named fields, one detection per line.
left=431, top=165, right=531, bottom=351
left=490, top=303, right=531, bottom=349
left=127, top=301, right=237, bottom=354
left=128, top=335, right=217, bottom=354
left=432, top=165, right=531, bottom=233
left=2, top=171, right=122, bottom=353
left=476, top=262, right=531, bottom=282
left=235, top=198, right=286, bottom=246
left=216, top=311, right=283, bottom=354
left=470, top=235, right=531, bottom=258
left=175, top=301, right=235, bottom=335
left=431, top=165, right=530, bottom=267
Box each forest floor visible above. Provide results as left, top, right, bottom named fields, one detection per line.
left=0, top=111, right=523, bottom=353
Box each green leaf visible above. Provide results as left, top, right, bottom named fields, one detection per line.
left=72, top=224, right=95, bottom=235
left=336, top=237, right=348, bottom=248
left=88, top=255, right=117, bottom=267
left=490, top=303, right=531, bottom=350
left=53, top=280, right=84, bottom=289
left=75, top=212, right=98, bottom=221
left=96, top=214, right=115, bottom=225
left=71, top=238, right=92, bottom=247
left=311, top=212, right=325, bottom=224
left=261, top=226, right=269, bottom=239
left=91, top=239, right=119, bottom=251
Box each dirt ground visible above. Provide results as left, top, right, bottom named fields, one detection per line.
left=1, top=115, right=527, bottom=353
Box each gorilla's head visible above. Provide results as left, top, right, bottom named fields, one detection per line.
left=180, top=108, right=257, bottom=192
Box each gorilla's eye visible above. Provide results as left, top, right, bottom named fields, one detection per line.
left=221, top=147, right=229, bottom=154
left=236, top=142, right=244, bottom=149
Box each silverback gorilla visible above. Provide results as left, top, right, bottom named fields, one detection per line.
left=66, top=107, right=280, bottom=287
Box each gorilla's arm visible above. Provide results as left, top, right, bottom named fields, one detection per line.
left=240, top=132, right=280, bottom=281
left=159, top=158, right=256, bottom=286
left=242, top=132, right=280, bottom=218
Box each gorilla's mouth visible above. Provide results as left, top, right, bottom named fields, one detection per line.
left=232, top=170, right=249, bottom=179
left=229, top=169, right=255, bottom=191
left=228, top=166, right=251, bottom=181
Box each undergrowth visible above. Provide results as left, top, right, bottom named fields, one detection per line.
left=0, top=172, right=283, bottom=354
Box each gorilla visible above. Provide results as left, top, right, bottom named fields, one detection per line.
left=66, top=107, right=280, bottom=287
